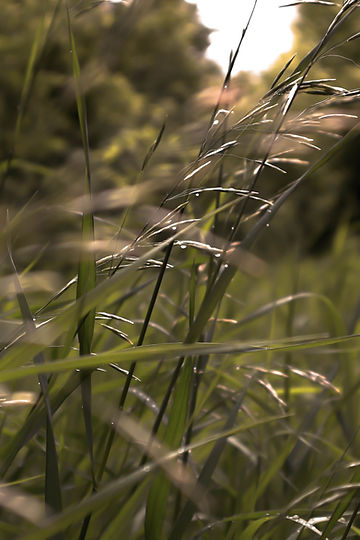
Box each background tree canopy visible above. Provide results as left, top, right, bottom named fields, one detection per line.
left=259, top=2, right=360, bottom=253
left=2, top=0, right=358, bottom=255
left=0, top=0, right=219, bottom=204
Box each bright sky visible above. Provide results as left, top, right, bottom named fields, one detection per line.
left=186, top=0, right=298, bottom=74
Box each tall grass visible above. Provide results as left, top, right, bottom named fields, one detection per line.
left=1, top=1, right=360, bottom=538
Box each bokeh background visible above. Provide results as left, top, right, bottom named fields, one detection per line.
left=1, top=0, right=359, bottom=266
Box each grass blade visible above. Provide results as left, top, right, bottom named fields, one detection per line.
left=169, top=376, right=255, bottom=540
left=321, top=470, right=360, bottom=538
left=67, top=6, right=97, bottom=535
left=6, top=232, right=63, bottom=534
left=1, top=333, right=360, bottom=384
left=145, top=357, right=193, bottom=539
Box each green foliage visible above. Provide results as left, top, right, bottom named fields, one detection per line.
left=1, top=1, right=360, bottom=539
left=0, top=0, right=218, bottom=205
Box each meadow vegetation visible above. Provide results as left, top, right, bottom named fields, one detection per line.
left=1, top=0, right=360, bottom=538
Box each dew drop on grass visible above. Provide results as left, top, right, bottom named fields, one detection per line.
left=180, top=245, right=187, bottom=250
left=171, top=226, right=177, bottom=231
left=195, top=193, right=200, bottom=197
left=214, top=253, right=221, bottom=258
left=266, top=223, right=270, bottom=228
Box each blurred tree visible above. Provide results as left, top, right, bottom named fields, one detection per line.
left=291, top=3, right=360, bottom=88
left=256, top=3, right=360, bottom=254
left=0, top=0, right=219, bottom=205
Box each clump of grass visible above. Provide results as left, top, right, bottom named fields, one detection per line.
left=1, top=1, right=360, bottom=539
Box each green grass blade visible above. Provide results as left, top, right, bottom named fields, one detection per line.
left=141, top=122, right=166, bottom=171
left=227, top=515, right=276, bottom=540
left=67, top=5, right=96, bottom=351
left=67, top=7, right=92, bottom=193
left=321, top=469, right=360, bottom=538
left=169, top=376, right=254, bottom=540
left=145, top=357, right=193, bottom=539
left=141, top=357, right=185, bottom=462
left=77, top=216, right=96, bottom=354
left=6, top=235, right=63, bottom=530
left=244, top=436, right=297, bottom=514
left=100, top=478, right=151, bottom=540
left=66, top=6, right=96, bottom=516
left=1, top=333, right=360, bottom=385
left=340, top=498, right=360, bottom=539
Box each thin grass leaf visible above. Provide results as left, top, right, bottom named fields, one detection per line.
left=169, top=376, right=255, bottom=540
left=341, top=499, right=360, bottom=539
left=281, top=1, right=337, bottom=6
left=199, top=0, right=258, bottom=143
left=243, top=435, right=297, bottom=513
left=100, top=323, right=133, bottom=344
left=1, top=333, right=360, bottom=385
left=67, top=7, right=97, bottom=521
left=192, top=509, right=284, bottom=539
left=5, top=234, right=63, bottom=532
left=286, top=515, right=325, bottom=536
left=145, top=357, right=193, bottom=539
left=227, top=515, right=276, bottom=540
left=320, top=471, right=360, bottom=538
left=236, top=292, right=345, bottom=333
left=96, top=312, right=134, bottom=325
left=141, top=121, right=166, bottom=171
left=100, top=478, right=151, bottom=540
left=271, top=54, right=297, bottom=89
left=291, top=1, right=359, bottom=76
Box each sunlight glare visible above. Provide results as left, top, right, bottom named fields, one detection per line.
left=186, top=0, right=298, bottom=74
